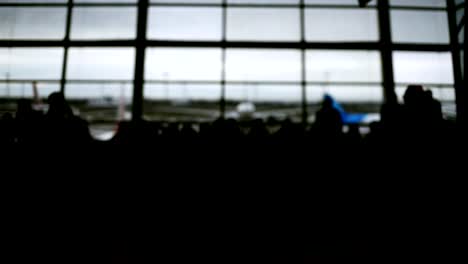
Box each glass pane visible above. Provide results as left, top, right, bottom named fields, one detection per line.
left=144, top=84, right=220, bottom=122
left=228, top=0, right=299, bottom=4
left=145, top=83, right=220, bottom=101
left=75, top=0, right=137, bottom=3
left=393, top=52, right=454, bottom=84
left=305, top=9, right=378, bottom=42
left=147, top=7, right=222, bottom=40
left=150, top=0, right=221, bottom=3
left=395, top=86, right=455, bottom=103
left=306, top=85, right=382, bottom=125
left=71, top=7, right=137, bottom=40
left=456, top=9, right=464, bottom=27
left=306, top=50, right=382, bottom=82
left=428, top=88, right=456, bottom=107
left=459, top=26, right=465, bottom=44
left=226, top=84, right=300, bottom=103
left=391, top=10, right=449, bottom=44
left=307, top=85, right=383, bottom=104
left=226, top=84, right=301, bottom=121
left=0, top=48, right=64, bottom=80
left=226, top=49, right=301, bottom=81
left=65, top=83, right=132, bottom=118
left=390, top=0, right=446, bottom=7
left=306, top=0, right=375, bottom=5
left=145, top=48, right=222, bottom=81
left=307, top=85, right=382, bottom=124
left=227, top=8, right=300, bottom=41
left=0, top=82, right=60, bottom=99
left=0, top=8, right=66, bottom=40
left=66, top=82, right=131, bottom=100
left=396, top=85, right=456, bottom=120
left=65, top=82, right=133, bottom=141
left=67, top=48, right=135, bottom=80
left=0, top=1, right=66, bottom=3
left=0, top=82, right=60, bottom=118
left=460, top=50, right=464, bottom=80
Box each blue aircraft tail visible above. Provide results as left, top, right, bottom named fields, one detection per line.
left=324, top=94, right=367, bottom=124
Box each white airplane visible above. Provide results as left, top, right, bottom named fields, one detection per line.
left=225, top=101, right=300, bottom=121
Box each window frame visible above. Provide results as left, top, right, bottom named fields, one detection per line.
left=0, top=0, right=459, bottom=124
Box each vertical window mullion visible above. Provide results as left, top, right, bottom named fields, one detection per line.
left=132, top=0, right=148, bottom=121
left=221, top=0, right=227, bottom=118
left=60, top=0, right=73, bottom=94
left=300, top=0, right=307, bottom=126
left=378, top=0, right=397, bottom=105
left=447, top=0, right=466, bottom=126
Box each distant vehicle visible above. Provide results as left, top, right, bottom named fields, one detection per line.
left=85, top=87, right=132, bottom=121
left=224, top=101, right=295, bottom=121
left=86, top=96, right=119, bottom=108
left=236, top=102, right=256, bottom=120
left=170, top=99, right=191, bottom=107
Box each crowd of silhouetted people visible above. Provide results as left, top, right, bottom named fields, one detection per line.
left=0, top=85, right=459, bottom=151
left=0, top=87, right=463, bottom=264
left=0, top=92, right=91, bottom=146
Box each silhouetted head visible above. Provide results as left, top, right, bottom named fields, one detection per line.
left=323, top=94, right=333, bottom=108
left=48, top=92, right=65, bottom=107
left=423, top=90, right=434, bottom=103
left=403, top=85, right=424, bottom=106
left=47, top=92, right=73, bottom=119
left=425, top=89, right=433, bottom=98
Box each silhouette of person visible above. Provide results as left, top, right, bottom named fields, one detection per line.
left=423, top=90, right=443, bottom=125
left=43, top=92, right=91, bottom=144
left=46, top=92, right=74, bottom=121
left=314, top=94, right=344, bottom=140
left=402, top=85, right=425, bottom=125
left=400, top=85, right=448, bottom=145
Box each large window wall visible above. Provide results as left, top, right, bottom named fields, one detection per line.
left=0, top=0, right=464, bottom=128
